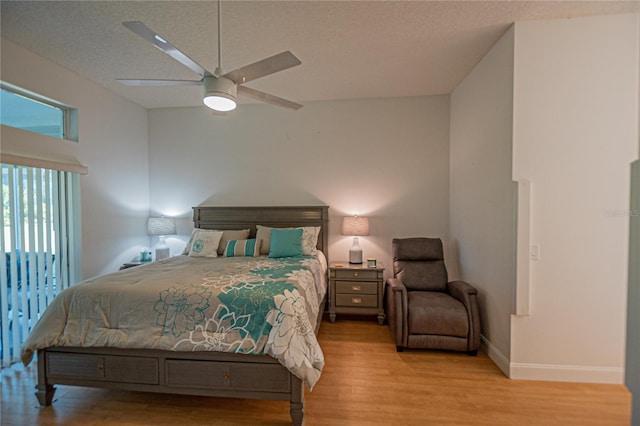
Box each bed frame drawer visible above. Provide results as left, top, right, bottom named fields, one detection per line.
left=166, top=359, right=291, bottom=393
left=46, top=352, right=159, bottom=384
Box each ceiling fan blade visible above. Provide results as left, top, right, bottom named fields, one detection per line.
left=237, top=85, right=302, bottom=111
left=122, top=21, right=210, bottom=77
left=117, top=79, right=202, bottom=87
left=223, top=51, right=301, bottom=85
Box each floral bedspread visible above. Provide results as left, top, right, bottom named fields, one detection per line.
left=21, top=255, right=327, bottom=389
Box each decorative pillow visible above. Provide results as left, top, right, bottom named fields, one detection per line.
left=256, top=225, right=320, bottom=256
left=182, top=228, right=250, bottom=255
left=255, top=225, right=273, bottom=255
left=188, top=230, right=223, bottom=257
left=217, top=229, right=251, bottom=255
left=224, top=239, right=262, bottom=257
left=268, top=228, right=303, bottom=258
left=300, top=226, right=320, bottom=256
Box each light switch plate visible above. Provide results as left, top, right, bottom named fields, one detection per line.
left=530, top=244, right=540, bottom=261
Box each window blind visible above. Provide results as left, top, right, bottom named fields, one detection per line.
left=0, top=164, right=80, bottom=366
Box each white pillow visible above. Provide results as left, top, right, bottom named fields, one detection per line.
left=182, top=228, right=250, bottom=255
left=188, top=230, right=223, bottom=257
left=300, top=226, right=320, bottom=256
left=256, top=225, right=320, bottom=256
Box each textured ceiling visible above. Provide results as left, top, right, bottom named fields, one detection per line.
left=1, top=1, right=638, bottom=110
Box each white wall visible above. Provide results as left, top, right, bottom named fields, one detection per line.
left=627, top=161, right=640, bottom=423
left=511, top=14, right=639, bottom=383
left=627, top=11, right=640, bottom=420
left=0, top=38, right=150, bottom=279
left=449, top=26, right=516, bottom=375
left=148, top=96, right=451, bottom=273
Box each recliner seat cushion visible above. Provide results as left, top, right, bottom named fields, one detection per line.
left=407, top=291, right=469, bottom=338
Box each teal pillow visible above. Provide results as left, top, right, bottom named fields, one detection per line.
left=269, top=228, right=303, bottom=258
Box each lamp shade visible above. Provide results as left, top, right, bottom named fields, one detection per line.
left=342, top=216, right=369, bottom=236
left=147, top=217, right=176, bottom=236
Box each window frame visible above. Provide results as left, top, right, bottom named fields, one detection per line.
left=0, top=81, right=78, bottom=142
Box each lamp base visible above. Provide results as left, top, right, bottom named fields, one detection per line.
left=349, top=247, right=363, bottom=264
left=156, top=247, right=170, bottom=260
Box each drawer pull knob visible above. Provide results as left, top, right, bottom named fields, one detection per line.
left=354, top=272, right=359, bottom=277
left=352, top=285, right=361, bottom=291
left=352, top=297, right=362, bottom=304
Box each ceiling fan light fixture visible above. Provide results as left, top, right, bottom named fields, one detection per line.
left=204, top=94, right=236, bottom=112
left=203, top=76, right=237, bottom=112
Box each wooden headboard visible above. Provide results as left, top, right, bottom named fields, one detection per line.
left=193, top=205, right=329, bottom=256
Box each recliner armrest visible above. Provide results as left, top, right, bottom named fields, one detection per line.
left=447, top=280, right=481, bottom=352
left=385, top=278, right=408, bottom=348
left=386, top=277, right=407, bottom=294
left=447, top=280, right=477, bottom=302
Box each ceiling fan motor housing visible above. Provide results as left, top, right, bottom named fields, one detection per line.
left=203, top=76, right=237, bottom=111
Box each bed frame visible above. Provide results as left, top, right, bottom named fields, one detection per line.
left=35, top=205, right=329, bottom=426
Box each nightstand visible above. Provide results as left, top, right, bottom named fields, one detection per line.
left=119, top=261, right=151, bottom=270
left=329, top=261, right=385, bottom=325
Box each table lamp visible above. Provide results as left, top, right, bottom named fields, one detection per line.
left=342, top=216, right=369, bottom=264
left=147, top=217, right=176, bottom=260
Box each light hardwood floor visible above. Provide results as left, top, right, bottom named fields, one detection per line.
left=1, top=319, right=631, bottom=425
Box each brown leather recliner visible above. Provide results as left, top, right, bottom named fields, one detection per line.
left=385, top=237, right=481, bottom=354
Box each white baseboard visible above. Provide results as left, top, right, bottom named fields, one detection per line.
left=481, top=334, right=624, bottom=384
left=509, top=362, right=624, bottom=384
left=481, top=334, right=510, bottom=377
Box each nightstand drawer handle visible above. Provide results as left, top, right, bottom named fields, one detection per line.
left=354, top=272, right=359, bottom=277
left=352, top=297, right=362, bottom=304
left=351, top=285, right=361, bottom=291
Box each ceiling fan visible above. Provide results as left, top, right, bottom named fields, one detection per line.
left=117, top=1, right=302, bottom=112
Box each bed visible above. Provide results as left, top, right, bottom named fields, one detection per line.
left=21, top=205, right=329, bottom=426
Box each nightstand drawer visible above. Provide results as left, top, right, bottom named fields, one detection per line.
left=334, top=269, right=378, bottom=280
left=336, top=294, right=378, bottom=308
left=335, top=281, right=378, bottom=295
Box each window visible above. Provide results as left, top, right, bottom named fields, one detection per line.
left=0, top=164, right=81, bottom=366
left=0, top=82, right=78, bottom=142
left=0, top=83, right=83, bottom=366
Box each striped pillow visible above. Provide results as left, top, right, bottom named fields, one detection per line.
left=224, top=239, right=262, bottom=257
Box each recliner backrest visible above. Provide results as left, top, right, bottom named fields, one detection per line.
left=392, top=237, right=448, bottom=292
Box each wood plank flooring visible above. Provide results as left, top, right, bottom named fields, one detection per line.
left=1, top=319, right=631, bottom=425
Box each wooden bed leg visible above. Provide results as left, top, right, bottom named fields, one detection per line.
left=290, top=377, right=305, bottom=426
left=35, top=383, right=56, bottom=406
left=36, top=350, right=56, bottom=406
